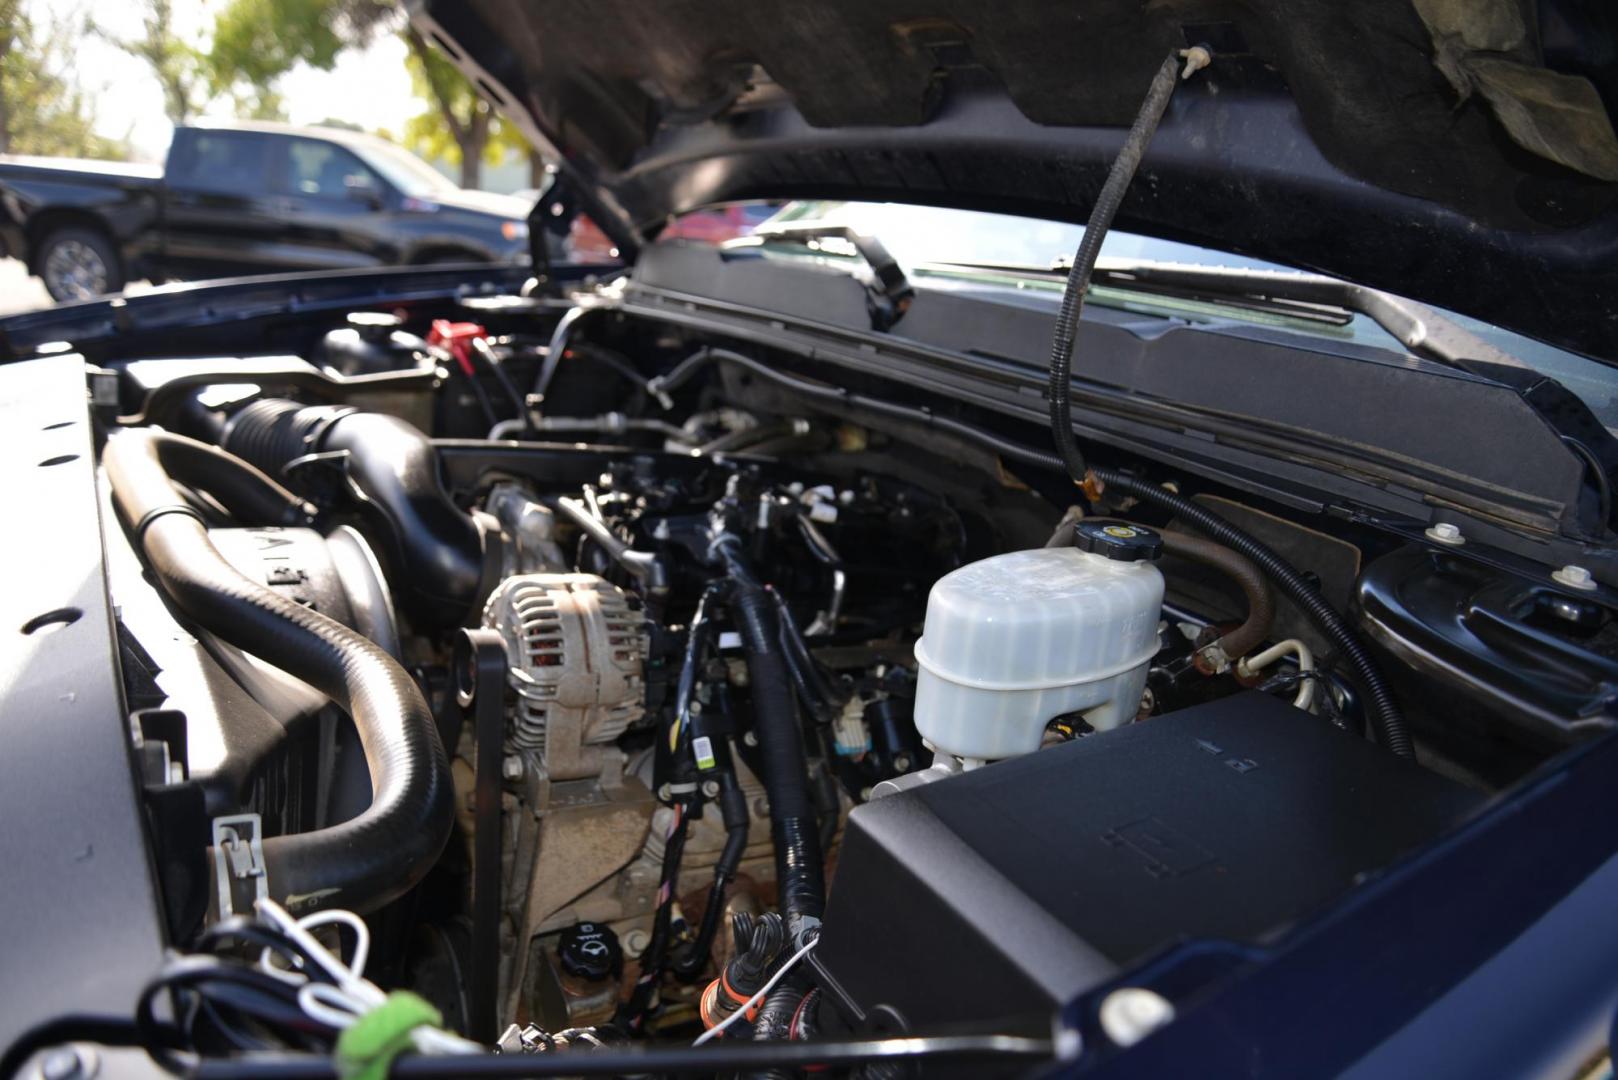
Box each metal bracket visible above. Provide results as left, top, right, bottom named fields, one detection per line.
left=211, top=813, right=268, bottom=918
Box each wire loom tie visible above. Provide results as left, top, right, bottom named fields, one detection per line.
left=335, top=992, right=444, bottom=1080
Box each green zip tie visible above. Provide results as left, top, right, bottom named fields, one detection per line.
left=335, top=991, right=443, bottom=1080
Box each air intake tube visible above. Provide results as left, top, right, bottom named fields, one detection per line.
left=222, top=399, right=489, bottom=625
left=713, top=535, right=826, bottom=945
left=104, top=428, right=455, bottom=914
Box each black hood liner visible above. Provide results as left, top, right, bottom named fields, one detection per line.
left=411, top=0, right=1618, bottom=361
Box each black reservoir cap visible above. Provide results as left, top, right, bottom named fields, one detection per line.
left=557, top=922, right=622, bottom=981
left=1073, top=520, right=1163, bottom=562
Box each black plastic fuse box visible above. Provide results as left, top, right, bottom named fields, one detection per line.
left=812, top=691, right=1481, bottom=1031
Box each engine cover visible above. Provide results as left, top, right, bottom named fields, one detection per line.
left=812, top=691, right=1481, bottom=1032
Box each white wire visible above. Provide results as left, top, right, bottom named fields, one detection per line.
left=692, top=936, right=819, bottom=1046
left=297, top=982, right=362, bottom=1029
left=258, top=908, right=371, bottom=986
left=301, top=909, right=372, bottom=978
left=1238, top=638, right=1316, bottom=711
left=253, top=897, right=483, bottom=1055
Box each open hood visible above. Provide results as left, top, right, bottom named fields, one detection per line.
left=408, top=0, right=1618, bottom=362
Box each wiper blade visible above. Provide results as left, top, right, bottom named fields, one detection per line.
left=1093, top=260, right=1520, bottom=367
left=932, top=258, right=1526, bottom=370
left=1090, top=261, right=1527, bottom=369
left=924, top=259, right=1351, bottom=327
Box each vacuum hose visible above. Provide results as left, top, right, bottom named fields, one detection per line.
left=714, top=536, right=826, bottom=942
left=104, top=428, right=455, bottom=914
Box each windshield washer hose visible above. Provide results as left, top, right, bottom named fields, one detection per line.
left=1048, top=51, right=1187, bottom=488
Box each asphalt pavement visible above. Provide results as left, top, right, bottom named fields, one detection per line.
left=0, top=258, right=52, bottom=315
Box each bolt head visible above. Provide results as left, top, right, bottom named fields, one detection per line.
left=623, top=928, right=651, bottom=958
left=39, top=1048, right=82, bottom=1080
left=701, top=779, right=720, bottom=798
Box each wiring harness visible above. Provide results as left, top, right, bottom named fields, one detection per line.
left=135, top=898, right=480, bottom=1076
left=105, top=896, right=1056, bottom=1078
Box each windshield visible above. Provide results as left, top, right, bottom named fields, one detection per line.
left=347, top=137, right=460, bottom=198
left=751, top=200, right=1618, bottom=429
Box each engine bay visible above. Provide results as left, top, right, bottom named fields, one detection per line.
left=7, top=269, right=1618, bottom=1077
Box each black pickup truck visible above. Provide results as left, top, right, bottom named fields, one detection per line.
left=0, top=121, right=535, bottom=301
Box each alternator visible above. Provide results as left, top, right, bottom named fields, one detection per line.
left=482, top=574, right=645, bottom=781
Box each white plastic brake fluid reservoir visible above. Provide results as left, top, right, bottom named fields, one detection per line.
left=912, top=523, right=1165, bottom=762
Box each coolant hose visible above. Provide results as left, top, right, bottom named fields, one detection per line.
left=104, top=428, right=455, bottom=914
left=1092, top=467, right=1411, bottom=757
left=1160, top=530, right=1274, bottom=661
left=714, top=537, right=826, bottom=942
left=144, top=431, right=314, bottom=527
left=222, top=399, right=488, bottom=625
left=1050, top=512, right=1274, bottom=663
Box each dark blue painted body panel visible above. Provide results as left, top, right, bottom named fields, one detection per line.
left=1051, top=726, right=1618, bottom=1077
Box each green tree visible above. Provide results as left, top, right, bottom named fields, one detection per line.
left=201, top=0, right=546, bottom=190
left=208, top=0, right=394, bottom=119
left=99, top=0, right=212, bottom=124
left=0, top=0, right=129, bottom=158
left=401, top=25, right=495, bottom=188
left=401, top=27, right=547, bottom=190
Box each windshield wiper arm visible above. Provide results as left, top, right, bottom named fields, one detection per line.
left=730, top=225, right=914, bottom=331
left=1085, top=260, right=1526, bottom=370
left=935, top=257, right=1524, bottom=369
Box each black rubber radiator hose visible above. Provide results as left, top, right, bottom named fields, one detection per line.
left=222, top=399, right=488, bottom=626
left=142, top=431, right=315, bottom=528
left=713, top=536, right=826, bottom=942
left=104, top=428, right=456, bottom=914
